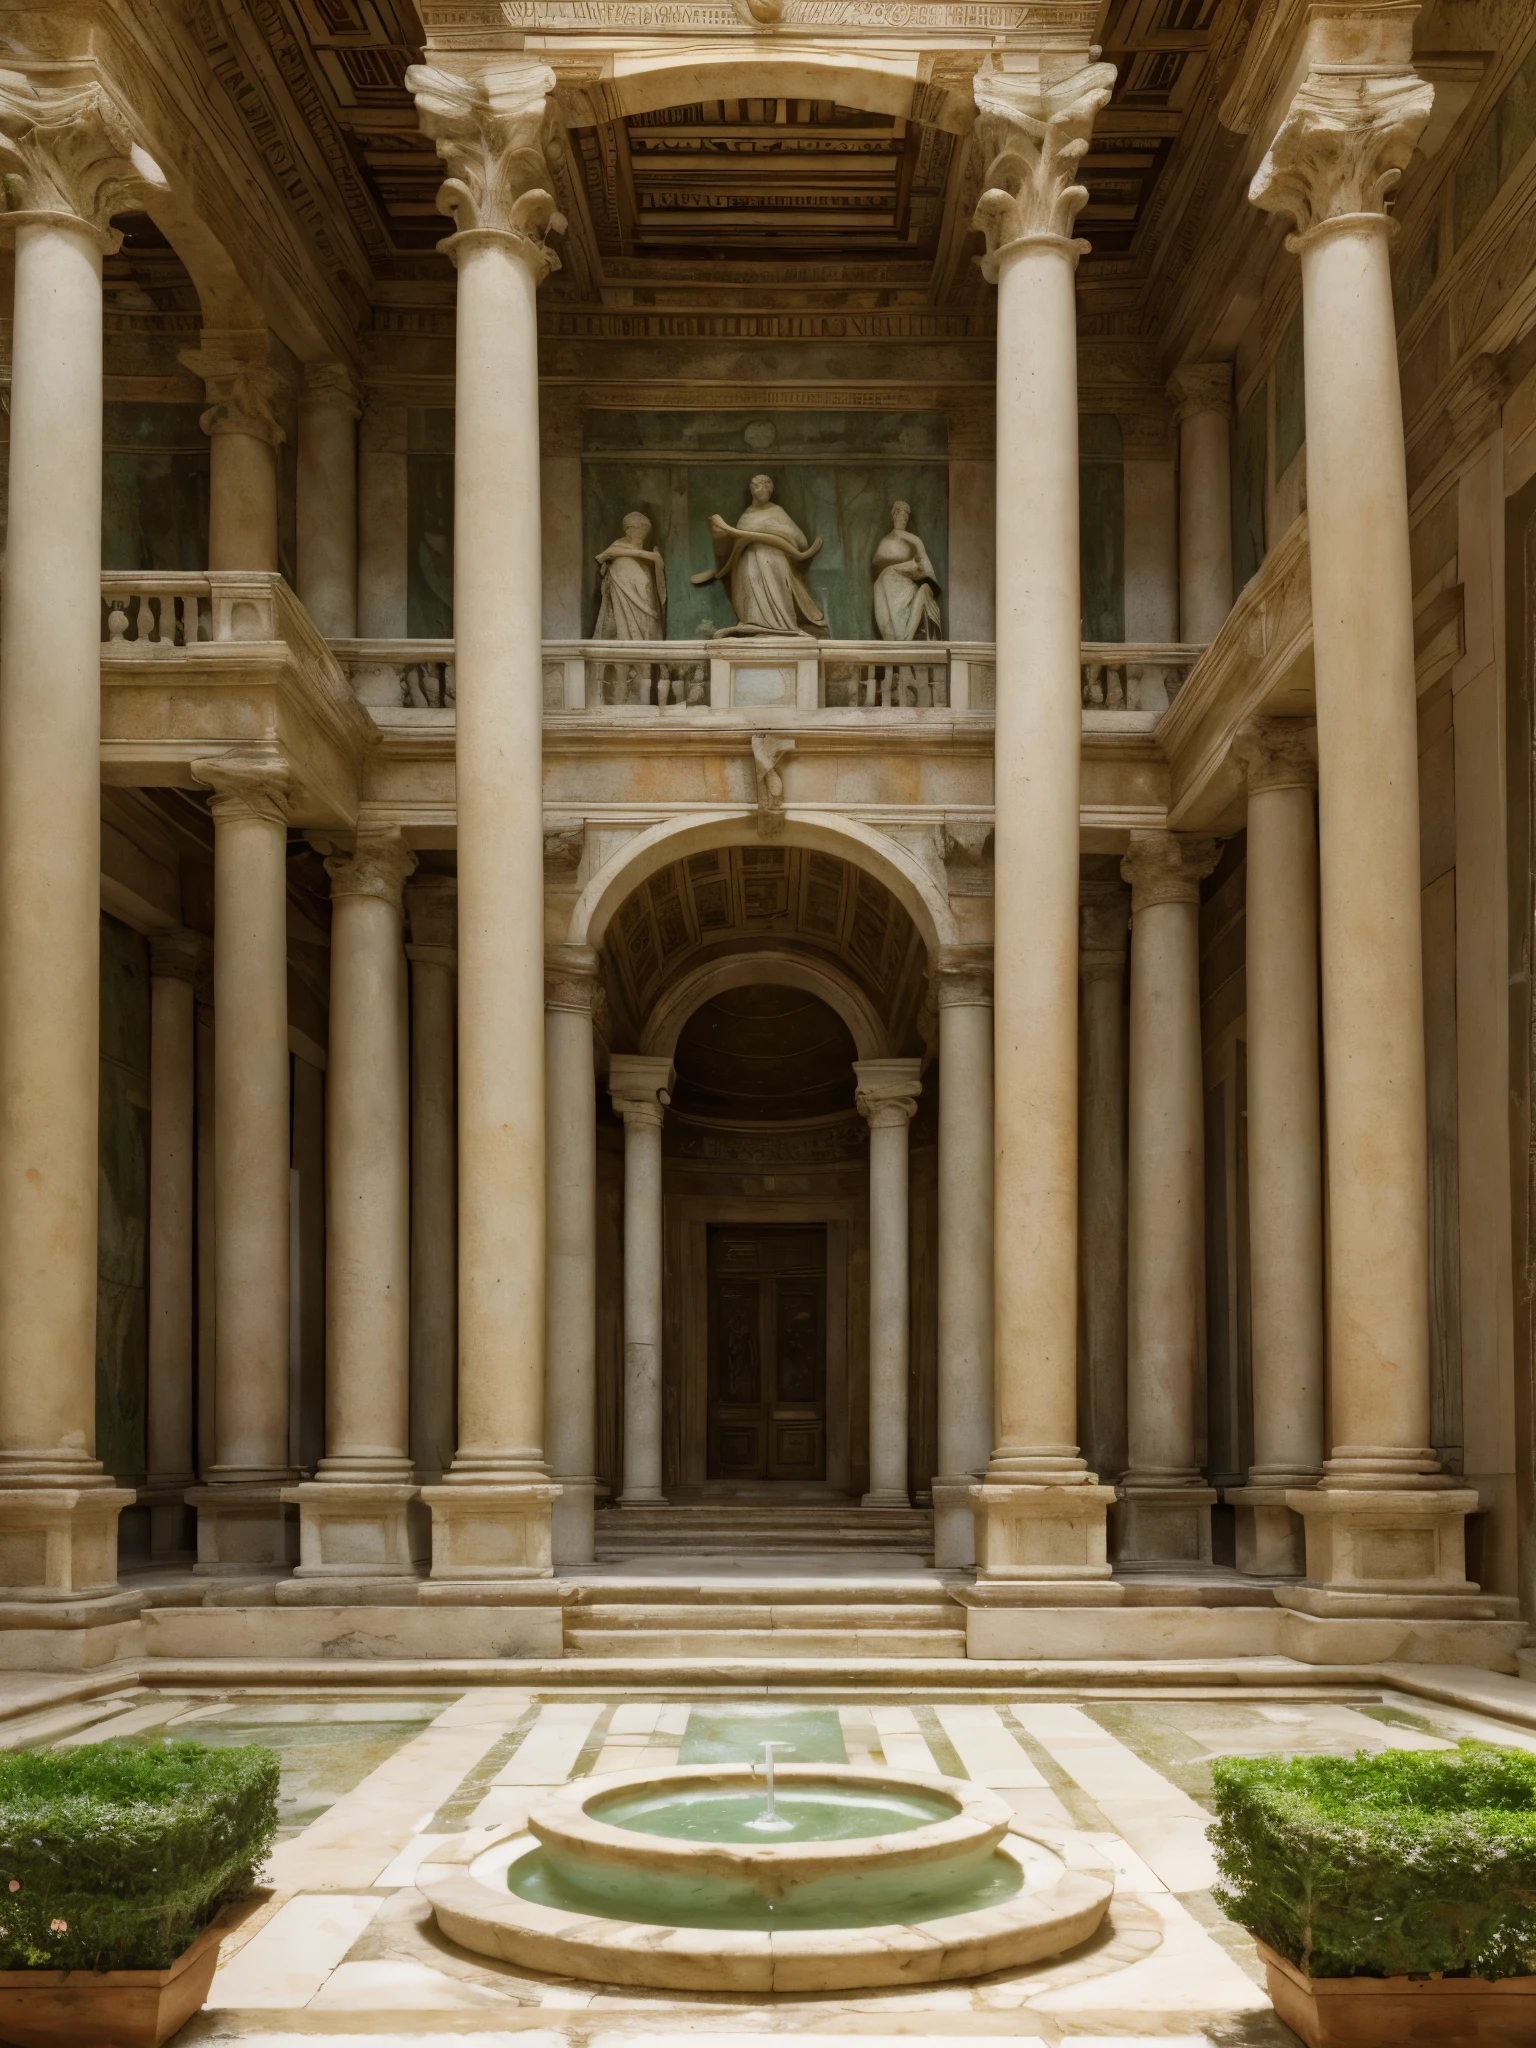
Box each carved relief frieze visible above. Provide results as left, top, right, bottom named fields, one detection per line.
left=422, top=0, right=1098, bottom=31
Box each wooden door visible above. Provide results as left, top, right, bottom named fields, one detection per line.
left=707, top=1227, right=827, bottom=1481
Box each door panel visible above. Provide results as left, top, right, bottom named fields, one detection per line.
left=708, top=1228, right=827, bottom=1482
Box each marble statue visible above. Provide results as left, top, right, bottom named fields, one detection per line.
left=871, top=501, right=942, bottom=641
left=595, top=512, right=667, bottom=640
left=691, top=474, right=828, bottom=638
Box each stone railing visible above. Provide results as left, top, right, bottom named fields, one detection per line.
left=1080, top=643, right=1204, bottom=715
left=101, top=573, right=298, bottom=651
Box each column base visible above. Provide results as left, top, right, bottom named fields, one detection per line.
left=1278, top=1485, right=1518, bottom=1616
left=282, top=1480, right=427, bottom=1582
left=617, top=1489, right=666, bottom=1507
left=862, top=1488, right=909, bottom=1508
left=931, top=1477, right=977, bottom=1568
left=0, top=1486, right=135, bottom=1599
left=187, top=1482, right=298, bottom=1575
left=421, top=1480, right=561, bottom=1584
left=1112, top=1483, right=1218, bottom=1566
left=969, top=1482, right=1125, bottom=1602
left=551, top=1477, right=597, bottom=1567
left=1225, top=1484, right=1308, bottom=1576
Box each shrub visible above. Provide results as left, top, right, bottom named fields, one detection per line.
left=1210, top=1741, right=1536, bottom=1981
left=0, top=1739, right=278, bottom=1971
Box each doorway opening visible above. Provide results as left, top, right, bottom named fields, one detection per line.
left=707, top=1226, right=828, bottom=1482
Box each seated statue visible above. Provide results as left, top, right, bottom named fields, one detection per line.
left=871, top=500, right=942, bottom=641
left=691, top=474, right=827, bottom=638
left=595, top=511, right=666, bottom=640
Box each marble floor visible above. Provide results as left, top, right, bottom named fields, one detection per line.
left=16, top=1676, right=1536, bottom=2045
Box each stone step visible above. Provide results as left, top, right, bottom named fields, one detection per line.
left=564, top=1627, right=969, bottom=1659
left=568, top=1603, right=961, bottom=1631
left=594, top=1506, right=934, bottom=1558
left=567, top=1579, right=957, bottom=1608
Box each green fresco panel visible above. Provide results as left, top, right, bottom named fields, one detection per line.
left=1274, top=312, right=1305, bottom=479
left=101, top=404, right=210, bottom=573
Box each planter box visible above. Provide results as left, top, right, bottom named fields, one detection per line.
left=0, top=1914, right=225, bottom=2048
left=1258, top=1936, right=1536, bottom=2047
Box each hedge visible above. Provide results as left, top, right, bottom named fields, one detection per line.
left=0, top=1739, right=279, bottom=1971
left=1209, top=1740, right=1536, bottom=1981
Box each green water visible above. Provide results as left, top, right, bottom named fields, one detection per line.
left=592, top=1782, right=954, bottom=1844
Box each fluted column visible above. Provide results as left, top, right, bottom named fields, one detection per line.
left=609, top=1055, right=672, bottom=1508
left=179, top=332, right=285, bottom=572
left=409, top=62, right=565, bottom=1594
left=1166, top=364, right=1233, bottom=641
left=546, top=945, right=600, bottom=1563
left=406, top=879, right=457, bottom=1484
left=187, top=754, right=296, bottom=1571
left=0, top=74, right=139, bottom=1597
left=931, top=950, right=993, bottom=1566
left=1224, top=724, right=1324, bottom=1575
left=286, top=832, right=421, bottom=1591
left=147, top=931, right=201, bottom=1559
left=1117, top=831, right=1220, bottom=1564
left=966, top=54, right=1123, bottom=1606
left=1078, top=877, right=1130, bottom=1486
left=857, top=1060, right=923, bottom=1508
left=1250, top=12, right=1499, bottom=1618
left=297, top=361, right=360, bottom=638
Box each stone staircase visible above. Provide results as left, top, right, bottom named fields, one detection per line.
left=563, top=1575, right=967, bottom=1659
left=593, top=1502, right=934, bottom=1563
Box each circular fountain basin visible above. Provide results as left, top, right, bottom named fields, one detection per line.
left=420, top=1763, right=1114, bottom=1991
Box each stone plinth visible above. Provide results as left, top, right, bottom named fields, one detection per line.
left=418, top=1481, right=562, bottom=1594
left=1225, top=1485, right=1305, bottom=1576
left=186, top=1483, right=297, bottom=1574
left=0, top=1487, right=135, bottom=1600
left=968, top=1483, right=1126, bottom=1605
left=282, top=1480, right=427, bottom=1583
left=1113, top=1485, right=1219, bottom=1567
left=1278, top=1488, right=1519, bottom=1619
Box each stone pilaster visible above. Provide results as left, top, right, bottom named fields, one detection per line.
left=855, top=1059, right=923, bottom=1509
left=931, top=947, right=993, bottom=1567
left=546, top=943, right=601, bottom=1564
left=609, top=1054, right=674, bottom=1509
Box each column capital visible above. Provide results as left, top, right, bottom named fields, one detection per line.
left=149, top=929, right=207, bottom=986
left=192, top=750, right=291, bottom=826
left=325, top=829, right=416, bottom=905
left=932, top=944, right=993, bottom=1009
left=179, top=331, right=288, bottom=446
left=406, top=875, right=457, bottom=954
left=609, top=1054, right=673, bottom=1128
left=1079, top=883, right=1130, bottom=974
left=1121, top=830, right=1221, bottom=912
left=545, top=942, right=600, bottom=1015
left=1249, top=10, right=1433, bottom=248
left=0, top=68, right=146, bottom=251
left=854, top=1056, right=923, bottom=1130
left=1166, top=362, right=1233, bottom=426
left=301, top=359, right=362, bottom=418
left=971, top=56, right=1117, bottom=278
left=407, top=61, right=565, bottom=281
left=1234, top=718, right=1317, bottom=795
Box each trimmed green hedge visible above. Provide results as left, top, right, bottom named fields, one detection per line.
left=1210, top=1741, right=1536, bottom=1981
left=0, top=1740, right=278, bottom=1971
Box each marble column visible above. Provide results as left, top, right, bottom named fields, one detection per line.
left=546, top=945, right=601, bottom=1563
left=146, top=932, right=201, bottom=1559
left=1225, top=724, right=1324, bottom=1575
left=358, top=397, right=409, bottom=638
left=297, top=361, right=360, bottom=639
left=609, top=1056, right=672, bottom=1508
left=179, top=332, right=285, bottom=572
left=966, top=54, right=1123, bottom=1604
left=406, top=879, right=457, bottom=1485
left=857, top=1060, right=923, bottom=1509
left=285, top=832, right=421, bottom=1592
left=931, top=950, right=994, bottom=1567
left=187, top=754, right=297, bottom=1571
left=1078, top=875, right=1130, bottom=1486
left=0, top=74, right=139, bottom=1598
left=409, top=62, right=564, bottom=1597
left=1166, top=364, right=1234, bottom=642
left=1117, top=830, right=1220, bottom=1563
left=1250, top=13, right=1497, bottom=1617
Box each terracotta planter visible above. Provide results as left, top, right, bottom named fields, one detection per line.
left=1257, top=1936, right=1536, bottom=2047
left=0, top=1915, right=225, bottom=2048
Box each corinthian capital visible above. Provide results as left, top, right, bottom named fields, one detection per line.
left=179, top=331, right=288, bottom=446
left=407, top=61, right=565, bottom=278
left=0, top=70, right=147, bottom=247
left=1250, top=20, right=1433, bottom=245
left=325, top=830, right=416, bottom=905
left=853, top=1057, right=923, bottom=1130
left=971, top=58, right=1117, bottom=277
left=192, top=750, right=291, bottom=827
left=1121, top=830, right=1220, bottom=911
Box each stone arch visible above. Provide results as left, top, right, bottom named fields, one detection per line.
left=641, top=949, right=889, bottom=1063
left=567, top=810, right=957, bottom=957
left=591, top=49, right=975, bottom=135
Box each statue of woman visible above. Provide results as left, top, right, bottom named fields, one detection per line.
left=595, top=511, right=666, bottom=640
left=871, top=500, right=942, bottom=641
left=691, top=474, right=827, bottom=637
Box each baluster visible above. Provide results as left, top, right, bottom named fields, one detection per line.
left=105, top=597, right=128, bottom=644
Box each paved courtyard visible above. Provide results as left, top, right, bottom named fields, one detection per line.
left=18, top=1678, right=1536, bottom=2045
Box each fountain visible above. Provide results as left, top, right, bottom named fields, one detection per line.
left=419, top=1743, right=1114, bottom=1991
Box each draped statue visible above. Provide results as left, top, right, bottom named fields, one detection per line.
left=871, top=501, right=942, bottom=641
left=691, top=474, right=827, bottom=638
left=595, top=511, right=667, bottom=639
